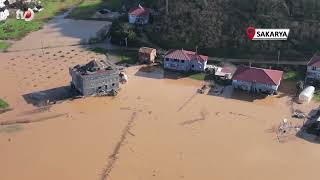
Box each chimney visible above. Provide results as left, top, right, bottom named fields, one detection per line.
left=249, top=62, right=252, bottom=67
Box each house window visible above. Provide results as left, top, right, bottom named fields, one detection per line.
left=112, top=83, right=115, bottom=86
left=174, top=59, right=178, bottom=62
left=312, top=66, right=317, bottom=70
left=191, top=65, right=195, bottom=68
left=165, top=58, right=169, bottom=61
left=181, top=60, right=185, bottom=63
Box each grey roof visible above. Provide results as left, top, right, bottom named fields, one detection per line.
left=71, top=59, right=118, bottom=75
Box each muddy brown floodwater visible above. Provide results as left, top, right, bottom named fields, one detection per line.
left=1, top=48, right=320, bottom=180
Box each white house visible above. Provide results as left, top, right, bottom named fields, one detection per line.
left=128, top=5, right=149, bottom=25
left=232, top=66, right=283, bottom=95
left=164, top=49, right=208, bottom=72
left=306, top=55, right=320, bottom=80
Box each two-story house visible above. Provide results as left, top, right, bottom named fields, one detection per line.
left=128, top=5, right=150, bottom=25
left=163, top=49, right=208, bottom=72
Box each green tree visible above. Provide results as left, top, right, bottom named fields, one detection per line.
left=109, top=21, right=137, bottom=46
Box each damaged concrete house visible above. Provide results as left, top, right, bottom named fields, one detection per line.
left=69, top=59, right=120, bottom=96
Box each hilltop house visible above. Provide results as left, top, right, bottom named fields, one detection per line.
left=138, top=47, right=157, bottom=64
left=306, top=56, right=320, bottom=82
left=164, top=49, right=208, bottom=72
left=69, top=59, right=120, bottom=96
left=232, top=66, right=283, bottom=95
left=128, top=5, right=149, bottom=25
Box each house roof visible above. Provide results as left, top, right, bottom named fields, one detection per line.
left=164, top=49, right=208, bottom=62
left=129, top=5, right=150, bottom=16
left=139, top=47, right=156, bottom=54
left=307, top=56, right=320, bottom=67
left=232, top=66, right=283, bottom=86
left=72, top=59, right=118, bottom=75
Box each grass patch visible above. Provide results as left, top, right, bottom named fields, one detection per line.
left=0, top=99, right=9, bottom=109
left=283, top=71, right=305, bottom=81
left=68, top=0, right=124, bottom=19
left=113, top=50, right=137, bottom=64
left=0, top=125, right=23, bottom=134
left=0, top=41, right=9, bottom=51
left=188, top=73, right=206, bottom=81
left=89, top=47, right=107, bottom=54
left=0, top=20, right=42, bottom=40
left=88, top=47, right=137, bottom=64
left=314, top=90, right=320, bottom=102
left=0, top=0, right=82, bottom=40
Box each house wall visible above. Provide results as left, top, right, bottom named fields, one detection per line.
left=306, top=66, right=320, bottom=79
left=232, top=80, right=279, bottom=94
left=163, top=57, right=207, bottom=72
left=190, top=59, right=207, bottom=72
left=150, top=50, right=156, bottom=62
left=71, top=71, right=120, bottom=96
left=164, top=58, right=190, bottom=71
left=139, top=50, right=156, bottom=63
left=128, top=15, right=149, bottom=24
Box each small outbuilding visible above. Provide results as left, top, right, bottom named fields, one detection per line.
left=138, top=47, right=157, bottom=64
left=128, top=4, right=149, bottom=25
left=299, top=86, right=315, bottom=103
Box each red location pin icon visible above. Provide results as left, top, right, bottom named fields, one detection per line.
left=246, top=26, right=256, bottom=40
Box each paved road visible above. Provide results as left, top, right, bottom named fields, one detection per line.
left=7, top=8, right=110, bottom=52
left=5, top=43, right=308, bottom=66
left=208, top=57, right=308, bottom=65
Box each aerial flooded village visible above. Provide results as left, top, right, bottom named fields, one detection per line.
left=2, top=1, right=320, bottom=180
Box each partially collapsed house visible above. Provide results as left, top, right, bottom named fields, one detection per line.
left=164, top=49, right=208, bottom=72
left=138, top=47, right=156, bottom=64
left=232, top=66, right=283, bottom=95
left=69, top=59, right=120, bottom=96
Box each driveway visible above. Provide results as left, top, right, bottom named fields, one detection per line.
left=8, top=9, right=111, bottom=52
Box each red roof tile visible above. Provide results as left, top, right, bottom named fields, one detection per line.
left=164, top=49, right=208, bottom=62
left=232, top=66, right=283, bottom=86
left=129, top=5, right=149, bottom=16
left=307, top=56, right=320, bottom=68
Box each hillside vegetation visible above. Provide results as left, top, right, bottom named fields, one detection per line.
left=145, top=0, right=320, bottom=60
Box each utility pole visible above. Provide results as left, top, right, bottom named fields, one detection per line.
left=165, top=0, right=169, bottom=15
left=277, top=49, right=281, bottom=65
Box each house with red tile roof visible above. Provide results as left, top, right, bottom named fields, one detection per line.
left=128, top=5, right=150, bottom=25
left=164, top=49, right=208, bottom=72
left=232, top=66, right=283, bottom=95
left=306, top=55, right=320, bottom=80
